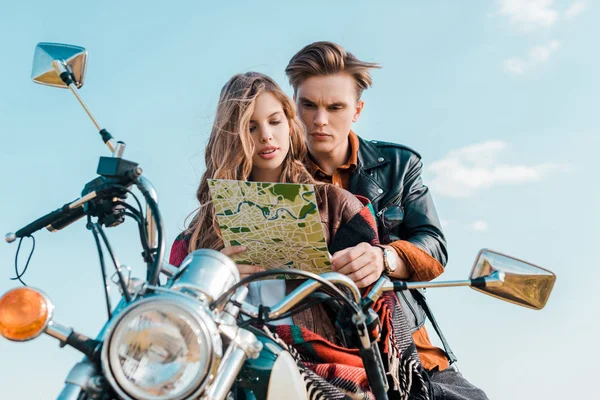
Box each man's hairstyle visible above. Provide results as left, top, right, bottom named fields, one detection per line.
left=285, top=41, right=381, bottom=100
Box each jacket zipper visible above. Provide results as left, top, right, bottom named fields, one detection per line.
left=376, top=192, right=403, bottom=218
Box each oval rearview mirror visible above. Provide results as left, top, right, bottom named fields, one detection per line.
left=31, top=42, right=87, bottom=89
left=470, top=249, right=556, bottom=310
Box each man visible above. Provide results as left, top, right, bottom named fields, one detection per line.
left=285, top=41, right=488, bottom=400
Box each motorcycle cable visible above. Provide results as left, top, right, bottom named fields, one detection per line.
left=10, top=235, right=36, bottom=286
left=237, top=292, right=341, bottom=328
left=88, top=215, right=112, bottom=319
left=117, top=202, right=153, bottom=263
left=110, top=184, right=144, bottom=219
left=90, top=223, right=132, bottom=303
left=109, top=184, right=152, bottom=257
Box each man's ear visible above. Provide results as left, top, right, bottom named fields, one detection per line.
left=352, top=100, right=365, bottom=123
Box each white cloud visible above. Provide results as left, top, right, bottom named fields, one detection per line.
left=427, top=140, right=566, bottom=198
left=566, top=1, right=586, bottom=18
left=504, top=57, right=527, bottom=75
left=530, top=40, right=560, bottom=63
left=498, top=0, right=559, bottom=31
left=471, top=220, right=489, bottom=232
left=504, top=40, right=560, bottom=75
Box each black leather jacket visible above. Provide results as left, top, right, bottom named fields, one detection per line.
left=346, top=135, right=448, bottom=335
left=348, top=136, right=448, bottom=266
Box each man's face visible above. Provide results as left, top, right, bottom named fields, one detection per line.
left=295, top=73, right=363, bottom=157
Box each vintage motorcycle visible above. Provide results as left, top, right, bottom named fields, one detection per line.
left=0, top=43, right=556, bottom=400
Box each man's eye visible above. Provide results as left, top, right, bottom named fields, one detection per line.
left=302, top=103, right=315, bottom=109
left=328, top=106, right=342, bottom=111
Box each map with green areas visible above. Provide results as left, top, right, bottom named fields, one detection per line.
left=208, top=179, right=331, bottom=274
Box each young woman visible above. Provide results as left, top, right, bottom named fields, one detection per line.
left=169, top=72, right=428, bottom=399
left=170, top=72, right=379, bottom=322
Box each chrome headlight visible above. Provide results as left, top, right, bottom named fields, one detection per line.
left=101, top=294, right=222, bottom=400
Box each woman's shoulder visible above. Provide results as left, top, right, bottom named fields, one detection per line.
left=315, top=184, right=379, bottom=254
left=316, top=183, right=367, bottom=215
left=169, top=232, right=191, bottom=267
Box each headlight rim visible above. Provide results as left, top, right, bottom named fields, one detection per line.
left=100, top=293, right=222, bottom=400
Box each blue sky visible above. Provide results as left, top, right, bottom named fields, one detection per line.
left=0, top=1, right=597, bottom=398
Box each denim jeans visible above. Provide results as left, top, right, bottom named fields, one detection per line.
left=428, top=364, right=489, bottom=400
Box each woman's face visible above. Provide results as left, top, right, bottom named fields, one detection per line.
left=249, top=91, right=291, bottom=181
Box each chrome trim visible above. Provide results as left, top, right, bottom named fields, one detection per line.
left=57, top=360, right=99, bottom=400
left=5, top=232, right=16, bottom=243
left=49, top=59, right=103, bottom=133
left=205, top=327, right=262, bottom=400
left=45, top=321, right=73, bottom=343
left=100, top=293, right=222, bottom=400
left=51, top=59, right=68, bottom=75
left=404, top=279, right=473, bottom=289
left=363, top=277, right=389, bottom=305
left=401, top=272, right=505, bottom=290
left=138, top=176, right=159, bottom=251
left=204, top=346, right=248, bottom=400
left=113, top=141, right=126, bottom=158
left=56, top=384, right=83, bottom=400
left=170, top=249, right=239, bottom=307
left=219, top=325, right=262, bottom=359
left=69, top=191, right=97, bottom=209
left=67, top=83, right=103, bottom=133
left=220, top=286, right=248, bottom=325
left=160, top=262, right=179, bottom=278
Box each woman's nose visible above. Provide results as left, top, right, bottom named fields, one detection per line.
left=260, top=127, right=273, bottom=143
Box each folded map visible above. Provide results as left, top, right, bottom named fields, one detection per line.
left=208, top=179, right=331, bottom=274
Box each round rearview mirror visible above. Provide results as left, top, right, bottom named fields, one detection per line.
left=470, top=249, right=556, bottom=310
left=31, top=42, right=87, bottom=89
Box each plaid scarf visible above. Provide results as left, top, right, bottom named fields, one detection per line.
left=170, top=200, right=429, bottom=399
left=260, top=288, right=429, bottom=400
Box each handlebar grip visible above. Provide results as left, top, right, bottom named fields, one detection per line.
left=47, top=206, right=85, bottom=232
left=14, top=206, right=68, bottom=238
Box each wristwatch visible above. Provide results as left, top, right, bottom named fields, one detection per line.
left=374, top=245, right=397, bottom=276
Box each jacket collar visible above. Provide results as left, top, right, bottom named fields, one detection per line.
left=349, top=135, right=389, bottom=203
left=357, top=135, right=391, bottom=170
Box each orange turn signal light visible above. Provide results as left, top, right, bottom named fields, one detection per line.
left=0, top=287, right=52, bottom=341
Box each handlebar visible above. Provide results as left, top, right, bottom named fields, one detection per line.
left=238, top=272, right=362, bottom=320
left=5, top=193, right=97, bottom=243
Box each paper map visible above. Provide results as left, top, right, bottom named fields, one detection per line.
left=208, top=179, right=331, bottom=274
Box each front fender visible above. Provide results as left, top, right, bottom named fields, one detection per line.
left=235, top=326, right=307, bottom=400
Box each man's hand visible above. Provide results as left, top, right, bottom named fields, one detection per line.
left=221, top=245, right=265, bottom=279
left=331, top=242, right=384, bottom=288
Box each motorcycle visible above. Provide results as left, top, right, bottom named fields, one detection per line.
left=0, top=43, right=557, bottom=400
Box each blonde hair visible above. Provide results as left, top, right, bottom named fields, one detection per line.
left=285, top=41, right=381, bottom=100
left=186, top=72, right=316, bottom=251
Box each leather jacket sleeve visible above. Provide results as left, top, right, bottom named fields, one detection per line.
left=351, top=137, right=448, bottom=268
left=397, top=153, right=448, bottom=267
